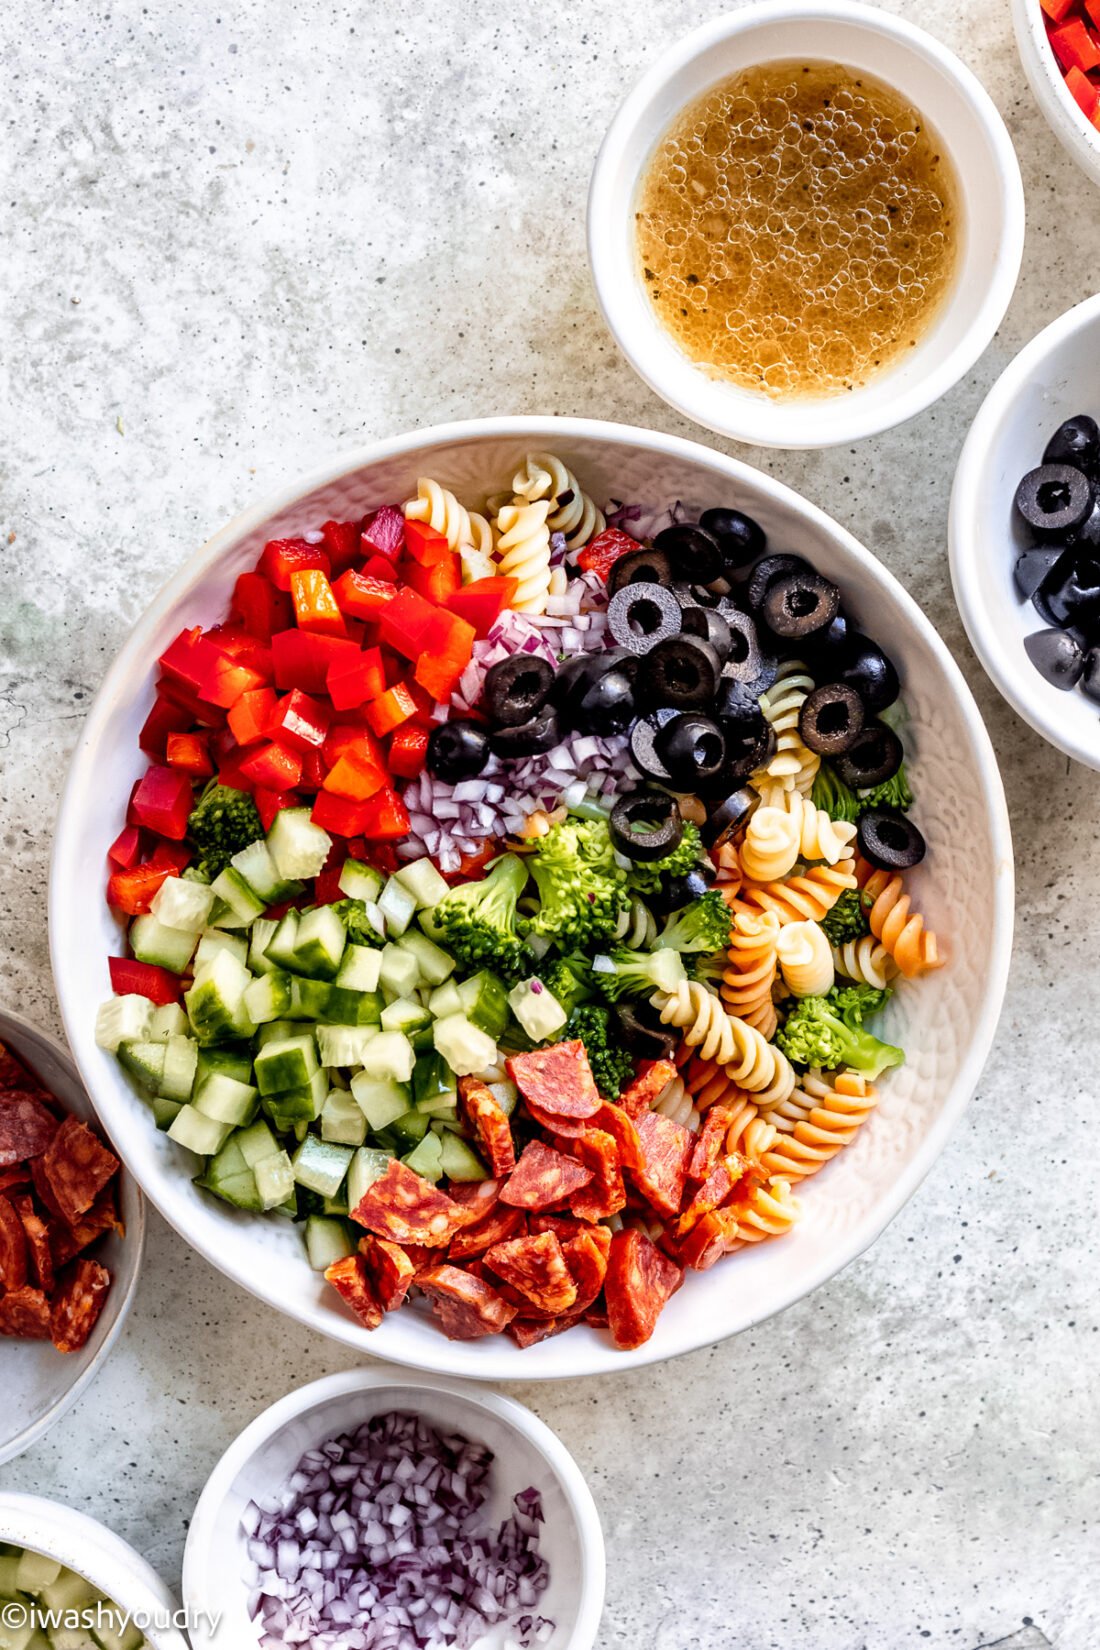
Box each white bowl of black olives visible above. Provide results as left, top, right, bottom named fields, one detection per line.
left=950, top=293, right=1100, bottom=770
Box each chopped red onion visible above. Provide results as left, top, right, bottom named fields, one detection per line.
left=364, top=504, right=406, bottom=557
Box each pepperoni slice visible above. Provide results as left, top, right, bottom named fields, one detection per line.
left=350, top=1160, right=475, bottom=1248
left=358, top=1235, right=417, bottom=1313
left=0, top=1194, right=27, bottom=1291
left=0, top=1166, right=30, bottom=1196
left=663, top=1206, right=741, bottom=1270
left=507, top=1041, right=601, bottom=1120
left=630, top=1112, right=694, bottom=1218
left=508, top=1313, right=586, bottom=1349
left=325, top=1254, right=384, bottom=1330
left=13, top=1195, right=54, bottom=1294
left=522, top=1096, right=589, bottom=1138
left=417, top=1264, right=517, bottom=1340
left=0, top=1285, right=51, bottom=1340
left=457, top=1079, right=517, bottom=1178
left=528, top=1212, right=589, bottom=1242
left=568, top=1130, right=626, bottom=1223
left=499, top=1141, right=593, bottom=1212
left=50, top=1185, right=124, bottom=1266
left=49, top=1258, right=111, bottom=1353
left=675, top=1155, right=747, bottom=1236
left=688, top=1103, right=736, bottom=1182
left=41, top=1117, right=119, bottom=1223
left=448, top=1203, right=526, bottom=1262
left=0, top=1041, right=47, bottom=1094
left=604, top=1228, right=683, bottom=1350
left=592, top=1101, right=644, bottom=1173
left=483, top=1231, right=578, bottom=1316
left=0, top=1092, right=59, bottom=1168
left=617, top=1059, right=678, bottom=1121
left=562, top=1224, right=612, bottom=1314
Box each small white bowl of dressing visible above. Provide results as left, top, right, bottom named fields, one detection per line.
left=588, top=0, right=1025, bottom=449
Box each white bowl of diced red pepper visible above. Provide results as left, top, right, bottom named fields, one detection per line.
left=1013, top=0, right=1100, bottom=184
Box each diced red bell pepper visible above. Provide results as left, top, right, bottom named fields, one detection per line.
left=290, top=569, right=347, bottom=638
left=362, top=553, right=399, bottom=582
left=365, top=683, right=418, bottom=737
left=139, top=692, right=195, bottom=760
left=323, top=747, right=388, bottom=803
left=108, top=826, right=143, bottom=870
left=403, top=519, right=452, bottom=567
left=1085, top=0, right=1100, bottom=30
left=321, top=519, right=364, bottom=576
left=415, top=614, right=475, bottom=705
left=156, top=676, right=227, bottom=730
left=239, top=741, right=303, bottom=791
left=323, top=721, right=386, bottom=770
left=258, top=537, right=331, bottom=592
left=310, top=791, right=377, bottom=837
left=1051, top=17, right=1100, bottom=72
left=269, top=688, right=331, bottom=752
left=271, top=629, right=359, bottom=693
left=357, top=786, right=410, bottom=841
left=312, top=863, right=348, bottom=905
left=388, top=725, right=429, bottom=779
left=378, top=587, right=443, bottom=661
left=106, top=862, right=174, bottom=915
left=362, top=505, right=405, bottom=559
left=232, top=571, right=293, bottom=641
left=165, top=732, right=214, bottom=777
left=332, top=569, right=397, bottom=622
left=197, top=650, right=268, bottom=710
left=206, top=628, right=274, bottom=679
left=445, top=576, right=518, bottom=638
left=300, top=747, right=327, bottom=789
left=227, top=686, right=278, bottom=748
left=1066, top=62, right=1100, bottom=115
left=406, top=552, right=461, bottom=606
left=130, top=765, right=193, bottom=840
left=254, top=787, right=299, bottom=831
left=449, top=838, right=497, bottom=882
left=577, top=527, right=643, bottom=581
left=326, top=645, right=387, bottom=711
left=108, top=956, right=183, bottom=1005
left=158, top=627, right=225, bottom=698
left=149, top=838, right=193, bottom=871
left=1043, top=0, right=1077, bottom=19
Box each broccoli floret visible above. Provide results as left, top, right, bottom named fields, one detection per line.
left=542, top=955, right=593, bottom=1018
left=187, top=782, right=264, bottom=881
left=776, top=992, right=903, bottom=1080
left=566, top=1004, right=634, bottom=1098
left=525, top=817, right=628, bottom=950
left=420, top=852, right=531, bottom=982
left=591, top=945, right=686, bottom=1002
left=811, top=763, right=860, bottom=826
left=858, top=763, right=913, bottom=814
left=827, top=981, right=892, bottom=1026
left=819, top=888, right=872, bottom=946
left=656, top=891, right=733, bottom=955
left=689, top=950, right=728, bottom=986
left=330, top=898, right=386, bottom=948
left=625, top=820, right=705, bottom=895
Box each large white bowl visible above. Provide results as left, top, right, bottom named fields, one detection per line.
left=1011, top=0, right=1100, bottom=188
left=51, top=415, right=1013, bottom=1378
left=950, top=293, right=1100, bottom=770
left=183, top=1369, right=605, bottom=1650
left=0, top=1010, right=144, bottom=1466
left=587, top=0, right=1025, bottom=449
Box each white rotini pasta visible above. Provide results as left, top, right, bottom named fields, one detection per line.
left=833, top=934, right=897, bottom=989
left=755, top=786, right=856, bottom=865
left=752, top=661, right=820, bottom=794
left=740, top=805, right=801, bottom=883
left=651, top=1072, right=699, bottom=1131
left=511, top=451, right=605, bottom=550
left=492, top=499, right=553, bottom=614
left=404, top=478, right=494, bottom=555
left=775, top=920, right=835, bottom=997
left=614, top=896, right=658, bottom=950
left=652, top=983, right=795, bottom=1106
left=720, top=908, right=781, bottom=1037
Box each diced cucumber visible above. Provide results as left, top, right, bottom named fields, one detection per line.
left=379, top=942, right=420, bottom=999
left=151, top=1096, right=183, bottom=1130
left=255, top=1018, right=301, bottom=1046
left=185, top=950, right=253, bottom=1044
left=117, top=1040, right=167, bottom=1093
left=321, top=1087, right=368, bottom=1146
left=292, top=1135, right=354, bottom=1197
left=322, top=1190, right=350, bottom=1216
left=338, top=859, right=384, bottom=903
left=351, top=1074, right=412, bottom=1131
left=316, top=1025, right=378, bottom=1068
left=89, top=1608, right=144, bottom=1650
left=456, top=972, right=510, bottom=1039
left=433, top=1012, right=497, bottom=1077
left=244, top=970, right=294, bottom=1026
left=293, top=905, right=347, bottom=979
left=254, top=1034, right=319, bottom=1096
left=264, top=1067, right=327, bottom=1129
left=230, top=838, right=299, bottom=904
left=209, top=894, right=251, bottom=930
left=149, top=1001, right=189, bottom=1040
left=194, top=929, right=249, bottom=972
left=290, top=978, right=383, bottom=1026
left=0, top=1621, right=35, bottom=1650
left=508, top=977, right=568, bottom=1041
left=267, top=806, right=331, bottom=881
left=380, top=997, right=432, bottom=1038
left=393, top=856, right=451, bottom=910
left=160, top=1034, right=198, bottom=1103
left=346, top=1145, right=395, bottom=1211
left=253, top=1149, right=295, bottom=1209
left=356, top=1029, right=415, bottom=1083
left=427, top=980, right=464, bottom=1020
left=196, top=1137, right=259, bottom=1210
left=304, top=1214, right=354, bottom=1272
left=390, top=1107, right=431, bottom=1149
left=129, top=913, right=198, bottom=975
left=403, top=1130, right=443, bottom=1181
left=151, top=873, right=216, bottom=932
left=236, top=1119, right=280, bottom=1168
left=416, top=1094, right=459, bottom=1119
left=413, top=1051, right=458, bottom=1106
left=266, top=910, right=301, bottom=972
left=397, top=930, right=454, bottom=986
left=167, top=1104, right=232, bottom=1156
left=197, top=1045, right=253, bottom=1084
left=377, top=876, right=418, bottom=937
left=211, top=865, right=266, bottom=923
left=96, top=993, right=154, bottom=1052
left=39, top=1564, right=97, bottom=1613
left=193, top=1071, right=259, bottom=1127
left=248, top=917, right=280, bottom=977
left=335, top=943, right=383, bottom=994
left=15, top=1550, right=61, bottom=1590
left=439, top=1132, right=491, bottom=1182
left=487, top=1078, right=518, bottom=1117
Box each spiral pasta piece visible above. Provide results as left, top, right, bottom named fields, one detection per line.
left=652, top=1073, right=698, bottom=1130
left=859, top=863, right=943, bottom=978
left=680, top=1057, right=778, bottom=1161
left=775, top=920, right=835, bottom=997
left=712, top=839, right=743, bottom=893
left=765, top=788, right=857, bottom=865
left=728, top=1176, right=802, bottom=1244
left=652, top=983, right=795, bottom=1106
left=760, top=1070, right=878, bottom=1182
left=614, top=896, right=658, bottom=950
left=752, top=661, right=820, bottom=793
left=404, top=478, right=494, bottom=555
left=732, top=860, right=857, bottom=927
left=833, top=935, right=897, bottom=989
left=740, top=806, right=800, bottom=883
left=720, top=909, right=781, bottom=1037
left=511, top=452, right=605, bottom=549
left=492, top=499, right=553, bottom=614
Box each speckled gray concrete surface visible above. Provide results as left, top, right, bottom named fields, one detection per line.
left=0, top=0, right=1097, bottom=1645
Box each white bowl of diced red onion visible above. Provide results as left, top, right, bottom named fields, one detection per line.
left=182, top=1369, right=605, bottom=1650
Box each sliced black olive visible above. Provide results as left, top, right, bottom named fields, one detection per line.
left=607, top=583, right=682, bottom=655
left=647, top=863, right=718, bottom=917
left=706, top=713, right=772, bottom=791
left=715, top=672, right=762, bottom=721
left=1037, top=550, right=1100, bottom=630
left=838, top=633, right=900, bottom=714
left=609, top=789, right=685, bottom=862
left=1023, top=627, right=1084, bottom=689
left=1070, top=495, right=1100, bottom=551
left=762, top=571, right=841, bottom=641
left=701, top=786, right=759, bottom=852
left=1081, top=646, right=1100, bottom=703
left=427, top=720, right=491, bottom=782
left=719, top=607, right=777, bottom=695
left=482, top=654, right=555, bottom=727
left=644, top=634, right=722, bottom=710
left=1043, top=414, right=1100, bottom=479
left=699, top=506, right=767, bottom=570
left=614, top=1003, right=679, bottom=1060
left=833, top=722, right=903, bottom=788
left=607, top=546, right=673, bottom=595
left=552, top=648, right=639, bottom=718
left=1014, top=546, right=1065, bottom=602
left=799, top=683, right=865, bottom=755
left=655, top=713, right=727, bottom=790
left=745, top=554, right=813, bottom=615
left=571, top=666, right=636, bottom=736
left=805, top=608, right=853, bottom=667
left=487, top=703, right=560, bottom=757
left=680, top=605, right=732, bottom=663
left=654, top=523, right=724, bottom=584
left=857, top=808, right=926, bottom=871
left=1014, top=464, right=1092, bottom=539
left=629, top=709, right=678, bottom=782
left=672, top=580, right=723, bottom=610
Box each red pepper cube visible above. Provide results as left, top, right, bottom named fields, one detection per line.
left=165, top=732, right=215, bottom=777
left=149, top=839, right=193, bottom=872
left=312, top=862, right=349, bottom=905
left=446, top=576, right=518, bottom=638
left=310, top=791, right=375, bottom=837
left=358, top=787, right=411, bottom=841
left=206, top=627, right=274, bottom=678
left=106, top=862, right=175, bottom=916
left=254, top=787, right=299, bottom=832
left=388, top=725, right=429, bottom=780
left=364, top=683, right=418, bottom=738
left=226, top=687, right=277, bottom=748
left=108, top=825, right=143, bottom=870
left=108, top=956, right=183, bottom=1005
left=362, top=504, right=405, bottom=559
left=258, top=537, right=331, bottom=592
left=1051, top=18, right=1100, bottom=72
left=332, top=570, right=397, bottom=622
left=323, top=746, right=388, bottom=804
left=158, top=626, right=224, bottom=697
left=1044, top=0, right=1079, bottom=19
left=130, top=765, right=194, bottom=840
left=197, top=649, right=268, bottom=710
left=362, top=553, right=399, bottom=582
left=406, top=553, right=462, bottom=607
left=271, top=630, right=359, bottom=693
left=321, top=519, right=363, bottom=576
left=378, top=587, right=442, bottom=661
left=139, top=691, right=196, bottom=760
left=239, top=741, right=304, bottom=791
left=1066, top=62, right=1100, bottom=115
left=290, top=568, right=347, bottom=638
left=269, top=688, right=332, bottom=752
left=232, top=571, right=293, bottom=641
left=1086, top=0, right=1100, bottom=30
left=403, top=519, right=452, bottom=567
left=323, top=721, right=386, bottom=769
left=326, top=646, right=386, bottom=712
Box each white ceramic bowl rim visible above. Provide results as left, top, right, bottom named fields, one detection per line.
left=51, top=413, right=1014, bottom=1377
left=587, top=0, right=1026, bottom=449
left=1011, top=0, right=1100, bottom=176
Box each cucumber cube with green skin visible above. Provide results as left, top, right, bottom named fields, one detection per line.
left=305, top=1215, right=354, bottom=1272
left=440, top=1132, right=491, bottom=1182
left=194, top=929, right=249, bottom=973
left=168, top=1104, right=233, bottom=1156
left=254, top=1018, right=302, bottom=1047
left=197, top=1044, right=253, bottom=1084
left=160, top=1034, right=199, bottom=1103
left=316, top=1025, right=378, bottom=1068
left=403, top=1129, right=443, bottom=1182
left=416, top=1095, right=459, bottom=1119
left=390, top=1108, right=430, bottom=1150
left=294, top=980, right=383, bottom=1026
left=376, top=876, right=418, bottom=938
left=231, top=838, right=301, bottom=904
left=117, top=1040, right=167, bottom=1093
left=38, top=1564, right=97, bottom=1613
left=253, top=1149, right=296, bottom=1210
left=185, top=949, right=253, bottom=1045
left=456, top=972, right=510, bottom=1039
left=433, top=1013, right=497, bottom=1077
left=248, top=917, right=280, bottom=977
left=244, top=971, right=294, bottom=1026
left=292, top=1136, right=354, bottom=1197
left=94, top=1609, right=148, bottom=1650
left=150, top=873, right=217, bottom=932
left=335, top=943, right=383, bottom=994
left=196, top=1142, right=263, bottom=1212
left=95, top=993, right=154, bottom=1052
left=14, top=1550, right=61, bottom=1591
left=193, top=1072, right=259, bottom=1127
left=322, top=1190, right=350, bottom=1216
left=151, top=1096, right=183, bottom=1130
left=264, top=1067, right=327, bottom=1129
left=379, top=943, right=420, bottom=999
left=0, top=1558, right=18, bottom=1597
left=254, top=1034, right=319, bottom=1096
left=355, top=1029, right=415, bottom=1083
left=346, top=1146, right=395, bottom=1212
left=413, top=1051, right=458, bottom=1107
left=130, top=913, right=199, bottom=975
left=267, top=806, right=332, bottom=881
left=351, top=1074, right=412, bottom=1131
left=321, top=1087, right=368, bottom=1147
left=338, top=859, right=384, bottom=903
left=397, top=930, right=455, bottom=986
left=236, top=1119, right=280, bottom=1168
left=379, top=997, right=433, bottom=1039
left=393, top=856, right=451, bottom=910
left=211, top=865, right=266, bottom=924
left=293, top=905, right=348, bottom=979
left=149, top=1001, right=189, bottom=1041
left=427, top=980, right=464, bottom=1020
left=508, top=977, right=568, bottom=1042
left=266, top=910, right=302, bottom=972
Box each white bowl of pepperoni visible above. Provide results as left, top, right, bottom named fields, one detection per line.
left=0, top=1009, right=144, bottom=1465
left=51, top=416, right=1011, bottom=1377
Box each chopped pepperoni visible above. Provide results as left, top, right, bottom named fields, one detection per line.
left=324, top=1254, right=384, bottom=1330
left=0, top=1285, right=52, bottom=1340
left=617, top=1060, right=678, bottom=1121
left=358, top=1235, right=417, bottom=1313
left=483, top=1231, right=578, bottom=1316
left=568, top=1129, right=626, bottom=1223
left=0, top=1193, right=28, bottom=1291
left=499, top=1141, right=593, bottom=1212
left=630, top=1112, right=694, bottom=1218
left=448, top=1203, right=527, bottom=1262
left=49, top=1258, right=111, bottom=1353
left=508, top=1313, right=587, bottom=1348
left=676, top=1155, right=747, bottom=1235
left=604, top=1228, right=683, bottom=1350
left=689, top=1103, right=736, bottom=1182
left=417, top=1264, right=517, bottom=1340
left=528, top=1212, right=589, bottom=1242
left=507, top=1041, right=601, bottom=1120
left=350, top=1160, right=475, bottom=1247
left=0, top=1042, right=48, bottom=1094
left=41, top=1117, right=119, bottom=1223
left=13, top=1195, right=54, bottom=1294
left=562, top=1224, right=612, bottom=1314
left=522, top=1096, right=589, bottom=1138
left=0, top=1166, right=30, bottom=1196
left=0, top=1092, right=59, bottom=1168
left=51, top=1185, right=123, bottom=1266
left=664, top=1206, right=741, bottom=1270
left=593, top=1100, right=644, bottom=1173
left=458, top=1078, right=517, bottom=1177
